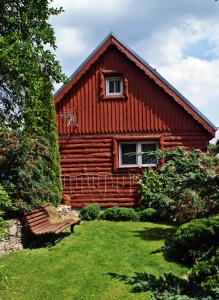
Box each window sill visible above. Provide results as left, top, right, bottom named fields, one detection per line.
left=119, top=164, right=157, bottom=168
left=114, top=165, right=158, bottom=174
left=101, top=95, right=127, bottom=101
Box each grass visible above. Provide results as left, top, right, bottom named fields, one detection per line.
left=0, top=221, right=187, bottom=300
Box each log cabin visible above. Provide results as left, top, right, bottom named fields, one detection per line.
left=55, top=33, right=216, bottom=208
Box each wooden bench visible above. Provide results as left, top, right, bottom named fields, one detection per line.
left=24, top=204, right=80, bottom=237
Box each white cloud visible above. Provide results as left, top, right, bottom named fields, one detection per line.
left=136, top=17, right=219, bottom=66
left=53, top=0, right=129, bottom=16
left=159, top=57, right=219, bottom=108
left=55, top=27, right=87, bottom=58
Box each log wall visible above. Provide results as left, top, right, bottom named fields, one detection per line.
left=60, top=133, right=208, bottom=208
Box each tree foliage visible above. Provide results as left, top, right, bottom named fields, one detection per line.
left=0, top=0, right=64, bottom=129
left=208, top=140, right=219, bottom=156
left=0, top=1, right=66, bottom=210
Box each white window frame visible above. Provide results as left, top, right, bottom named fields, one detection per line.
left=106, top=77, right=123, bottom=96
left=119, top=141, right=159, bottom=168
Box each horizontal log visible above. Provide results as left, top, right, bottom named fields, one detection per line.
left=65, top=192, right=137, bottom=197
left=63, top=192, right=138, bottom=197
left=61, top=163, right=112, bottom=168
left=62, top=177, right=139, bottom=182
left=63, top=186, right=139, bottom=190
left=61, top=174, right=139, bottom=179
left=61, top=158, right=112, bottom=164
left=62, top=183, right=139, bottom=188
left=69, top=197, right=135, bottom=202
left=62, top=187, right=137, bottom=192
left=59, top=143, right=111, bottom=149
left=164, top=146, right=203, bottom=151
left=61, top=168, right=112, bottom=173
left=60, top=149, right=111, bottom=154
left=61, top=167, right=112, bottom=172
left=60, top=153, right=111, bottom=159
left=163, top=136, right=207, bottom=142
left=59, top=138, right=112, bottom=144
left=63, top=184, right=138, bottom=189
left=67, top=202, right=137, bottom=208
left=70, top=193, right=135, bottom=198
left=63, top=190, right=137, bottom=193
left=163, top=141, right=206, bottom=147
left=62, top=187, right=138, bottom=192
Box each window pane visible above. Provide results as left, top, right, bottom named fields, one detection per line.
left=109, top=80, right=114, bottom=93
left=115, top=80, right=121, bottom=93
left=141, top=144, right=157, bottom=165
left=121, top=144, right=137, bottom=165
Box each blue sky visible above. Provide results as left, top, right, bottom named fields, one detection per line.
left=51, top=0, right=219, bottom=142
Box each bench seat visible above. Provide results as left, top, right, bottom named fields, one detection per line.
left=24, top=204, right=80, bottom=236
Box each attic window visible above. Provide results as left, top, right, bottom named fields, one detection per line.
left=106, top=77, right=123, bottom=96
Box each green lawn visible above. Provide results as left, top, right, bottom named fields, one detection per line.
left=0, top=221, right=187, bottom=300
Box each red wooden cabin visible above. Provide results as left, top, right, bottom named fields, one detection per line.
left=55, top=33, right=216, bottom=208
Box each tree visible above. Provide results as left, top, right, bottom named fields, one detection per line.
left=208, top=139, right=219, bottom=156
left=0, top=1, right=65, bottom=209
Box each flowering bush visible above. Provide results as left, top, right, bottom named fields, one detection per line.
left=139, top=148, right=219, bottom=223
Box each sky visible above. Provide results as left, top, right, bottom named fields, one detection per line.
left=51, top=0, right=219, bottom=142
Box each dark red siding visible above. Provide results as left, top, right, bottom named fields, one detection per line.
left=57, top=46, right=207, bottom=137
left=56, top=45, right=211, bottom=208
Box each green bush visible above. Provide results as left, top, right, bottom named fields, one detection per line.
left=139, top=148, right=219, bottom=223
left=80, top=205, right=101, bottom=220
left=164, top=217, right=219, bottom=264
left=139, top=208, right=157, bottom=221
left=0, top=185, right=12, bottom=239
left=110, top=271, right=218, bottom=299
left=100, top=207, right=138, bottom=221
left=0, top=130, right=61, bottom=210
left=0, top=184, right=12, bottom=212
left=189, top=249, right=219, bottom=292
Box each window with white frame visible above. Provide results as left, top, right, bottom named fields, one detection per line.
left=119, top=142, right=158, bottom=167
left=106, top=77, right=123, bottom=96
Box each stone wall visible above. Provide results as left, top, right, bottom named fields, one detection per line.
left=0, top=219, right=23, bottom=256
left=0, top=206, right=80, bottom=256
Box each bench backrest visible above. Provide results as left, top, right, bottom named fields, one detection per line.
left=24, top=204, right=50, bottom=232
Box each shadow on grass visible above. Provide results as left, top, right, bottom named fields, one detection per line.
left=106, top=272, right=216, bottom=299
left=132, top=226, right=176, bottom=241
left=22, top=231, right=73, bottom=249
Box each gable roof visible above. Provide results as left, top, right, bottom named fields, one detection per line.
left=54, top=32, right=216, bottom=137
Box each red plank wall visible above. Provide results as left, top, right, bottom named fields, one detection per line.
left=56, top=46, right=208, bottom=137
left=57, top=45, right=210, bottom=208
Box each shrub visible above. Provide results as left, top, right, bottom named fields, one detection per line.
left=139, top=208, right=157, bottom=221
left=164, top=217, right=219, bottom=264
left=0, top=128, right=61, bottom=210
left=80, top=205, right=101, bottom=220
left=188, top=248, right=219, bottom=292
left=100, top=207, right=138, bottom=221
left=0, top=185, right=12, bottom=239
left=109, top=271, right=218, bottom=299
left=139, top=148, right=219, bottom=223
left=0, top=184, right=12, bottom=212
